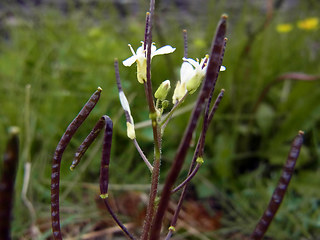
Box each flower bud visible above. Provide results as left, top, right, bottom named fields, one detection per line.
left=126, top=122, right=136, bottom=139
left=162, top=100, right=169, bottom=109
left=155, top=80, right=171, bottom=101
left=172, top=81, right=186, bottom=104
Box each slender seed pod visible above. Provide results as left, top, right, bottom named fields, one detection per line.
left=99, top=116, right=113, bottom=198
left=0, top=127, right=19, bottom=240
left=98, top=116, right=136, bottom=240
left=51, top=88, right=101, bottom=239
left=250, top=131, right=304, bottom=240
left=70, top=117, right=105, bottom=170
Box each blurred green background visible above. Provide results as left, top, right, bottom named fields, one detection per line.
left=0, top=0, right=319, bottom=239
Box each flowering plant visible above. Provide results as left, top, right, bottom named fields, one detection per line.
left=48, top=1, right=304, bottom=240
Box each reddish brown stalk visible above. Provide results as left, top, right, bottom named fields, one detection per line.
left=51, top=88, right=101, bottom=239
left=140, top=0, right=163, bottom=239
left=150, top=15, right=227, bottom=240
left=70, top=117, right=105, bottom=170
left=171, top=163, right=201, bottom=194
left=0, top=127, right=19, bottom=240
left=250, top=131, right=304, bottom=240
left=99, top=116, right=136, bottom=240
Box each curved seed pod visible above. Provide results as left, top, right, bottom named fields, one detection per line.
left=0, top=127, right=19, bottom=240
left=51, top=88, right=101, bottom=239
left=250, top=131, right=304, bottom=240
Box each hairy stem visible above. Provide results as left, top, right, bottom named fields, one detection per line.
left=140, top=0, right=163, bottom=239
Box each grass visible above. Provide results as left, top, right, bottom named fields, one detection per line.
left=0, top=0, right=320, bottom=239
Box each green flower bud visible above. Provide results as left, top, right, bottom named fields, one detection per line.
left=162, top=100, right=169, bottom=109
left=155, top=80, right=171, bottom=100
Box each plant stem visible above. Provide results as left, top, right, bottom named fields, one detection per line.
left=140, top=0, right=163, bottom=239
left=70, top=117, right=105, bottom=170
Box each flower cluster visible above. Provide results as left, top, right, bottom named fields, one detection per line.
left=123, top=42, right=226, bottom=114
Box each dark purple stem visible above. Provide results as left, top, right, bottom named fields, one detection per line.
left=150, top=15, right=227, bottom=240
left=0, top=128, right=19, bottom=240
left=51, top=88, right=101, bottom=239
left=250, top=131, right=304, bottom=240
left=171, top=163, right=201, bottom=194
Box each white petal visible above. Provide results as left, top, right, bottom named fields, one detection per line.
left=180, top=61, right=194, bottom=84
left=220, top=66, right=226, bottom=71
left=151, top=44, right=157, bottom=53
left=136, top=46, right=144, bottom=56
left=152, top=45, right=176, bottom=57
left=119, top=91, right=131, bottom=114
left=182, top=57, right=200, bottom=69
left=123, top=55, right=137, bottom=66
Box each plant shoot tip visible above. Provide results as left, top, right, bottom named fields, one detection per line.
left=70, top=165, right=75, bottom=171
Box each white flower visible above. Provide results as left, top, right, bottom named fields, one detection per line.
left=172, top=55, right=226, bottom=103
left=183, top=56, right=208, bottom=94
left=123, top=41, right=176, bottom=84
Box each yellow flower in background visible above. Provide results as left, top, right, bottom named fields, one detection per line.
left=276, top=23, right=293, bottom=33
left=297, top=17, right=318, bottom=30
